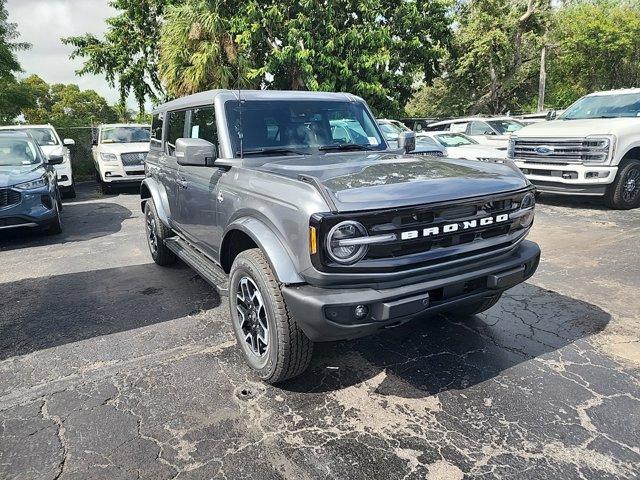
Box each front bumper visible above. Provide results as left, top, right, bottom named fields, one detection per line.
left=514, top=161, right=616, bottom=196
left=98, top=163, right=145, bottom=184
left=0, top=188, right=59, bottom=230
left=282, top=240, right=541, bottom=342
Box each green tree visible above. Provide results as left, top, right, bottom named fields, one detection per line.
left=407, top=0, right=550, bottom=117
left=0, top=0, right=32, bottom=123
left=545, top=0, right=640, bottom=108
left=158, top=0, right=452, bottom=116
left=63, top=0, right=177, bottom=115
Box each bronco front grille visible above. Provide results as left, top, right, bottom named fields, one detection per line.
left=311, top=189, right=533, bottom=273
left=121, top=152, right=147, bottom=166
left=0, top=188, right=21, bottom=208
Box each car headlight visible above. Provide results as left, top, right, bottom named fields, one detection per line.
left=326, top=221, right=369, bottom=264
left=582, top=135, right=615, bottom=164
left=510, top=191, right=535, bottom=229
left=100, top=152, right=119, bottom=163
left=14, top=176, right=48, bottom=190
left=520, top=191, right=535, bottom=210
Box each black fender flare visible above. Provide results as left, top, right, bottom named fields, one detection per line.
left=140, top=178, right=170, bottom=226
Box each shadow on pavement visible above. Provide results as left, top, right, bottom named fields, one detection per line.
left=0, top=263, right=220, bottom=360
left=536, top=193, right=607, bottom=210
left=283, top=283, right=610, bottom=397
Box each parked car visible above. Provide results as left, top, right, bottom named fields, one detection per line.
left=400, top=117, right=439, bottom=132
left=426, top=116, right=525, bottom=149
left=0, top=131, right=63, bottom=234
left=0, top=124, right=76, bottom=198
left=418, top=131, right=507, bottom=161
left=92, top=123, right=151, bottom=194
left=141, top=90, right=540, bottom=383
left=377, top=119, right=445, bottom=156
left=509, top=89, right=640, bottom=209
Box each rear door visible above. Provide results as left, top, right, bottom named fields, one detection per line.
left=176, top=105, right=224, bottom=258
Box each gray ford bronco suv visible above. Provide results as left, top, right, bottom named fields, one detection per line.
left=141, top=90, right=540, bottom=383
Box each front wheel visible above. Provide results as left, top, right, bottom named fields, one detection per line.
left=605, top=159, right=640, bottom=210
left=229, top=249, right=313, bottom=384
left=144, top=199, right=176, bottom=266
left=45, top=202, right=63, bottom=235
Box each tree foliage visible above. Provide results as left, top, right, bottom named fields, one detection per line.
left=63, top=0, right=177, bottom=114
left=158, top=0, right=452, bottom=116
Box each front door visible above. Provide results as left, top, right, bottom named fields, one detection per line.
left=176, top=106, right=224, bottom=258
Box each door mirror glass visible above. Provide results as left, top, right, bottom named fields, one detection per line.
left=63, top=138, right=75, bottom=146
left=47, top=154, right=64, bottom=165
left=175, top=138, right=217, bottom=166
left=397, top=131, right=416, bottom=153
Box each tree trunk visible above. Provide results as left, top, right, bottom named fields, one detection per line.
left=537, top=42, right=547, bottom=112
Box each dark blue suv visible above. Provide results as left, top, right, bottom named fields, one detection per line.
left=0, top=131, right=63, bottom=235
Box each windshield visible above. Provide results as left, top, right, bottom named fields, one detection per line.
left=560, top=93, right=640, bottom=120
left=0, top=138, right=41, bottom=166
left=101, top=126, right=151, bottom=144
left=486, top=120, right=524, bottom=134
left=22, top=128, right=58, bottom=146
left=225, top=100, right=385, bottom=157
left=435, top=133, right=477, bottom=147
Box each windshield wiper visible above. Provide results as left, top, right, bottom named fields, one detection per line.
left=318, top=143, right=373, bottom=152
left=236, top=147, right=308, bottom=157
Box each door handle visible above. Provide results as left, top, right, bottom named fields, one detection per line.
left=177, top=178, right=188, bottom=189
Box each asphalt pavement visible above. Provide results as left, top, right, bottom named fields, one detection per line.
left=0, top=182, right=638, bottom=479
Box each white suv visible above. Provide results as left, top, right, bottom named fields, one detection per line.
left=0, top=124, right=76, bottom=198
left=426, top=116, right=525, bottom=149
left=92, top=124, right=151, bottom=194
left=508, top=88, right=640, bottom=209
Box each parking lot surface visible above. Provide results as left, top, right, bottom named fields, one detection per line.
left=1, top=183, right=639, bottom=480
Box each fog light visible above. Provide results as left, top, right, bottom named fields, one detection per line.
left=354, top=305, right=368, bottom=320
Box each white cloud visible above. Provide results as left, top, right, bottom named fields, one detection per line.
left=6, top=0, right=133, bottom=106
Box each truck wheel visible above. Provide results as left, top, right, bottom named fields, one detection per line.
left=605, top=159, right=640, bottom=210
left=450, top=293, right=503, bottom=318
left=229, top=249, right=313, bottom=384
left=144, top=199, right=176, bottom=266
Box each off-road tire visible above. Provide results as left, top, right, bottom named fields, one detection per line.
left=144, top=199, right=176, bottom=266
left=450, top=293, right=503, bottom=318
left=229, top=248, right=313, bottom=384
left=604, top=158, right=640, bottom=210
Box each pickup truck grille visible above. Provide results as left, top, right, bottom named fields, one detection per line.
left=512, top=138, right=609, bottom=164
left=121, top=152, right=147, bottom=166
left=312, top=189, right=533, bottom=273
left=0, top=188, right=21, bottom=208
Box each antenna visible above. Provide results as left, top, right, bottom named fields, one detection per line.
left=237, top=55, right=244, bottom=159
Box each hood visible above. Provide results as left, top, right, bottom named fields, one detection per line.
left=99, top=142, right=150, bottom=154
left=516, top=117, right=640, bottom=137
left=0, top=164, right=45, bottom=188
left=255, top=152, right=529, bottom=212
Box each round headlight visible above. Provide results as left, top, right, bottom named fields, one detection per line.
left=520, top=192, right=535, bottom=210
left=326, top=221, right=368, bottom=264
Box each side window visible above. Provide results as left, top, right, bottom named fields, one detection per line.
left=151, top=113, right=163, bottom=148
left=469, top=121, right=492, bottom=135
left=167, top=110, right=187, bottom=155
left=188, top=107, right=218, bottom=146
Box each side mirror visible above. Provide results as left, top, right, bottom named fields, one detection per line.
left=63, top=138, right=76, bottom=146
left=47, top=154, right=64, bottom=165
left=175, top=138, right=217, bottom=166
left=397, top=131, right=416, bottom=153
left=546, top=110, right=557, bottom=121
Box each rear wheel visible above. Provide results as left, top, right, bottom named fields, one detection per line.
left=449, top=293, right=503, bottom=318
left=229, top=249, right=313, bottom=384
left=144, top=199, right=176, bottom=266
left=605, top=159, right=640, bottom=210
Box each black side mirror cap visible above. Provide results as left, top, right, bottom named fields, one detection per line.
left=47, top=154, right=64, bottom=165
left=397, top=131, right=416, bottom=153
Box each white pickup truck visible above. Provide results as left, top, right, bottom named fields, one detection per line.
left=508, top=88, right=640, bottom=209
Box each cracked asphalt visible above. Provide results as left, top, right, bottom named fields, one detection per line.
left=0, top=182, right=638, bottom=479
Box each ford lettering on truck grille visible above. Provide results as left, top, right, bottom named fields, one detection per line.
left=400, top=214, right=509, bottom=240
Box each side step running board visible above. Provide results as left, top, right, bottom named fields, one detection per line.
left=165, top=237, right=229, bottom=296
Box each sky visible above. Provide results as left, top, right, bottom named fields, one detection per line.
left=6, top=0, right=125, bottom=106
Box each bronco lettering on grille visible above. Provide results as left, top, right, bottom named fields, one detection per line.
left=400, top=214, right=509, bottom=240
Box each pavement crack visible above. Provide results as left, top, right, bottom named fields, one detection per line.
left=39, top=397, right=68, bottom=480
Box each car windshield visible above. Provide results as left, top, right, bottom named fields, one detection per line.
left=0, top=138, right=41, bottom=166
left=560, top=93, right=640, bottom=120
left=225, top=100, right=385, bottom=157
left=416, top=136, right=442, bottom=148
left=435, top=133, right=477, bottom=147
left=101, top=126, right=151, bottom=144
left=486, top=120, right=524, bottom=134
left=22, top=128, right=58, bottom=146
